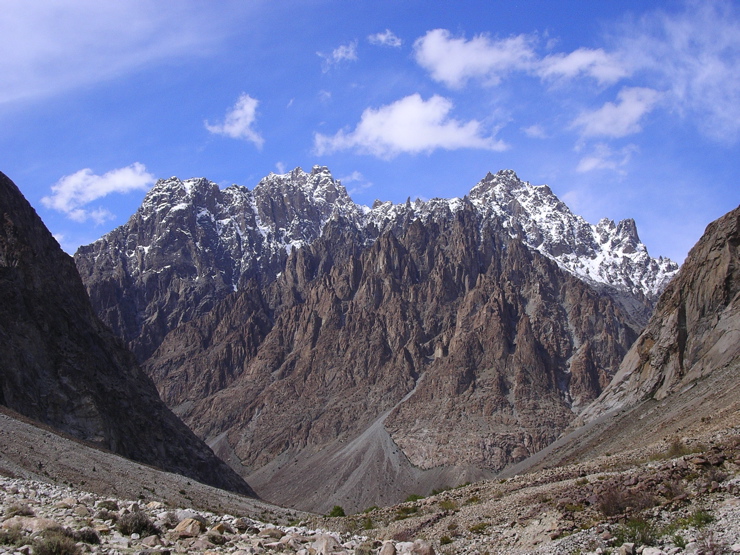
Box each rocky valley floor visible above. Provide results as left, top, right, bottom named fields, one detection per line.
left=2, top=401, right=740, bottom=554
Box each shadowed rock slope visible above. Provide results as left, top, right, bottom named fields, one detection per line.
left=0, top=171, right=254, bottom=497
left=506, top=204, right=740, bottom=476
left=144, top=203, right=639, bottom=512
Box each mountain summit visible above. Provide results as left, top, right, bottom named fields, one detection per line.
left=75, top=167, right=677, bottom=362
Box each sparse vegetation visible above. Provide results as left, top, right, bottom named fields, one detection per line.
left=440, top=535, right=453, bottom=545
left=96, top=499, right=118, bottom=511
left=327, top=505, right=346, bottom=517
left=116, top=511, right=159, bottom=536
left=404, top=494, right=424, bottom=502
left=5, top=503, right=34, bottom=517
left=439, top=499, right=457, bottom=511
left=469, top=522, right=489, bottom=534
left=395, top=505, right=418, bottom=520
left=32, top=529, right=81, bottom=555
left=0, top=526, right=27, bottom=547
left=614, top=517, right=658, bottom=547
left=598, top=487, right=656, bottom=516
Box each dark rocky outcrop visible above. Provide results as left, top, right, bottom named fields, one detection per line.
left=0, top=171, right=255, bottom=497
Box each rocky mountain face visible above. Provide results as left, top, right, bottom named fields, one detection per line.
left=504, top=204, right=740, bottom=480
left=75, top=167, right=676, bottom=362
left=579, top=203, right=740, bottom=421
left=141, top=194, right=639, bottom=512
left=74, top=167, right=363, bottom=362
left=0, top=171, right=255, bottom=497
left=74, top=166, right=678, bottom=512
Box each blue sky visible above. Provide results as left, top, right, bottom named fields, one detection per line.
left=1, top=0, right=738, bottom=263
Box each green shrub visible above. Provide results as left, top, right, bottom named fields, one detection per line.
left=686, top=509, right=714, bottom=528
left=327, top=505, right=346, bottom=517
left=362, top=516, right=374, bottom=530
left=395, top=505, right=418, bottom=520
left=439, top=499, right=457, bottom=511
left=404, top=494, right=424, bottom=502
left=469, top=522, right=489, bottom=534
left=440, top=535, right=453, bottom=545
left=614, top=517, right=657, bottom=547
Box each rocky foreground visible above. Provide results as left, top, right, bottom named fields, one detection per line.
left=2, top=427, right=739, bottom=554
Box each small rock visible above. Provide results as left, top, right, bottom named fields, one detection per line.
left=642, top=548, right=666, bottom=555
left=74, top=505, right=90, bottom=516
left=410, top=539, right=435, bottom=555
left=380, top=540, right=397, bottom=555
left=259, top=527, right=285, bottom=539
left=141, top=535, right=161, bottom=547
left=312, top=533, right=341, bottom=554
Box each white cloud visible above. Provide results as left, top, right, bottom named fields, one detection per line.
left=275, top=162, right=287, bottom=174
left=318, top=40, right=358, bottom=72
left=576, top=143, right=638, bottom=173
left=413, top=29, right=536, bottom=88
left=368, top=29, right=402, bottom=47
left=205, top=94, right=264, bottom=148
left=41, top=163, right=155, bottom=224
left=0, top=1, right=245, bottom=104
left=339, top=171, right=373, bottom=196
left=539, top=48, right=629, bottom=85
left=522, top=124, right=548, bottom=139
left=571, top=87, right=662, bottom=138
left=314, top=94, right=506, bottom=159
left=617, top=0, right=740, bottom=143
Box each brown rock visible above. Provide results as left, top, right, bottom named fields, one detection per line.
left=174, top=517, right=204, bottom=538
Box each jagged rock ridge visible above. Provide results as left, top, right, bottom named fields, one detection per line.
left=75, top=167, right=677, bottom=362
left=143, top=200, right=639, bottom=512
left=0, top=171, right=255, bottom=497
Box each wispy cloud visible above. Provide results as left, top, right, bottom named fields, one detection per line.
left=538, top=48, right=629, bottom=85
left=339, top=171, right=373, bottom=196
left=314, top=94, right=506, bottom=159
left=571, top=87, right=662, bottom=138
left=0, top=1, right=238, bottom=104
left=576, top=143, right=638, bottom=173
left=318, top=40, right=358, bottom=72
left=413, top=29, right=536, bottom=88
left=41, top=163, right=155, bottom=224
left=205, top=94, right=264, bottom=148
left=617, top=0, right=740, bottom=143
left=522, top=124, right=548, bottom=139
left=368, top=29, right=402, bottom=48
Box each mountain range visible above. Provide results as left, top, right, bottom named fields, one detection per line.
left=1, top=165, right=738, bottom=552
left=73, top=167, right=679, bottom=512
